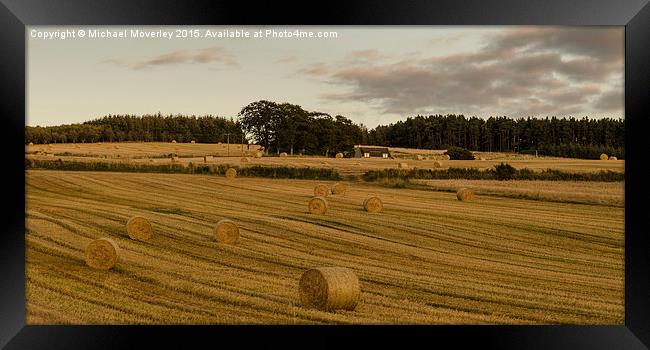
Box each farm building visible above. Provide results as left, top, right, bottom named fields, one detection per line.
left=353, top=146, right=391, bottom=158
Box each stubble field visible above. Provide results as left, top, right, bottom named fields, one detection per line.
left=25, top=169, right=624, bottom=324
left=26, top=142, right=624, bottom=178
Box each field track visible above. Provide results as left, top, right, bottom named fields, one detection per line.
left=26, top=170, right=624, bottom=324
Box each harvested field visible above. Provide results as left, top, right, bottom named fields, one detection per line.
left=26, top=170, right=623, bottom=324
left=412, top=180, right=624, bottom=207
left=25, top=143, right=624, bottom=180
left=26, top=142, right=262, bottom=159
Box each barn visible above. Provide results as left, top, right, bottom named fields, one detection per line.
left=353, top=146, right=391, bottom=158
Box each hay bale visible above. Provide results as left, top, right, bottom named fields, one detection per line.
left=314, top=184, right=330, bottom=197
left=609, top=156, right=618, bottom=160
left=364, top=196, right=383, bottom=213
left=214, top=219, right=239, bottom=244
left=126, top=216, right=152, bottom=241
left=335, top=153, right=344, bottom=159
left=255, top=151, right=263, bottom=158
left=280, top=152, right=288, bottom=157
left=171, top=140, right=177, bottom=143
left=225, top=168, right=237, bottom=178
left=398, top=162, right=409, bottom=169
left=241, top=157, right=250, bottom=163
left=456, top=188, right=475, bottom=201
left=600, top=153, right=608, bottom=160
left=331, top=182, right=347, bottom=195
left=443, top=154, right=451, bottom=160
left=308, top=196, right=328, bottom=214
left=298, top=267, right=360, bottom=311
left=85, top=237, right=120, bottom=270
left=28, top=142, right=34, bottom=146
left=433, top=161, right=443, bottom=168
left=204, top=155, right=214, bottom=162
left=191, top=140, right=196, bottom=144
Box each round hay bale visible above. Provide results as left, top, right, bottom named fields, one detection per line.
left=609, top=156, right=618, bottom=160
left=28, top=142, right=34, bottom=146
left=314, top=184, right=330, bottom=197
left=398, top=162, right=409, bottom=169
left=335, top=152, right=344, bottom=159
left=214, top=219, right=239, bottom=244
left=191, top=140, right=196, bottom=144
left=600, top=153, right=608, bottom=160
left=443, top=154, right=450, bottom=160
left=331, top=182, right=347, bottom=195
left=225, top=168, right=237, bottom=179
left=171, top=140, right=177, bottom=143
left=241, top=157, right=250, bottom=163
left=456, top=188, right=475, bottom=201
left=280, top=152, right=288, bottom=157
left=433, top=161, right=443, bottom=168
left=298, top=267, right=360, bottom=311
left=85, top=237, right=119, bottom=270
left=364, top=196, right=383, bottom=213
left=126, top=216, right=152, bottom=241
left=255, top=151, right=263, bottom=158
left=308, top=196, right=328, bottom=214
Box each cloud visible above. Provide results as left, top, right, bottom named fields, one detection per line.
left=298, top=63, right=331, bottom=76
left=594, top=89, right=624, bottom=112
left=274, top=56, right=299, bottom=64
left=104, top=46, right=238, bottom=70
left=303, top=27, right=623, bottom=118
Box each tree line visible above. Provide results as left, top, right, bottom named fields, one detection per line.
left=25, top=101, right=624, bottom=159
left=366, top=115, right=624, bottom=159
left=25, top=113, right=245, bottom=144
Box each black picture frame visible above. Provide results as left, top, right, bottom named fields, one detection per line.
left=2, top=0, right=649, bottom=348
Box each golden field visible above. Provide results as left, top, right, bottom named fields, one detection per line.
left=412, top=180, right=624, bottom=207
left=26, top=170, right=624, bottom=324
left=26, top=142, right=624, bottom=178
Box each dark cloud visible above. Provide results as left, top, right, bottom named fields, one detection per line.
left=104, top=46, right=238, bottom=70
left=594, top=89, right=624, bottom=112
left=306, top=27, right=623, bottom=117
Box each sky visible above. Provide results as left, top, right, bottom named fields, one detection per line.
left=27, top=26, right=624, bottom=128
